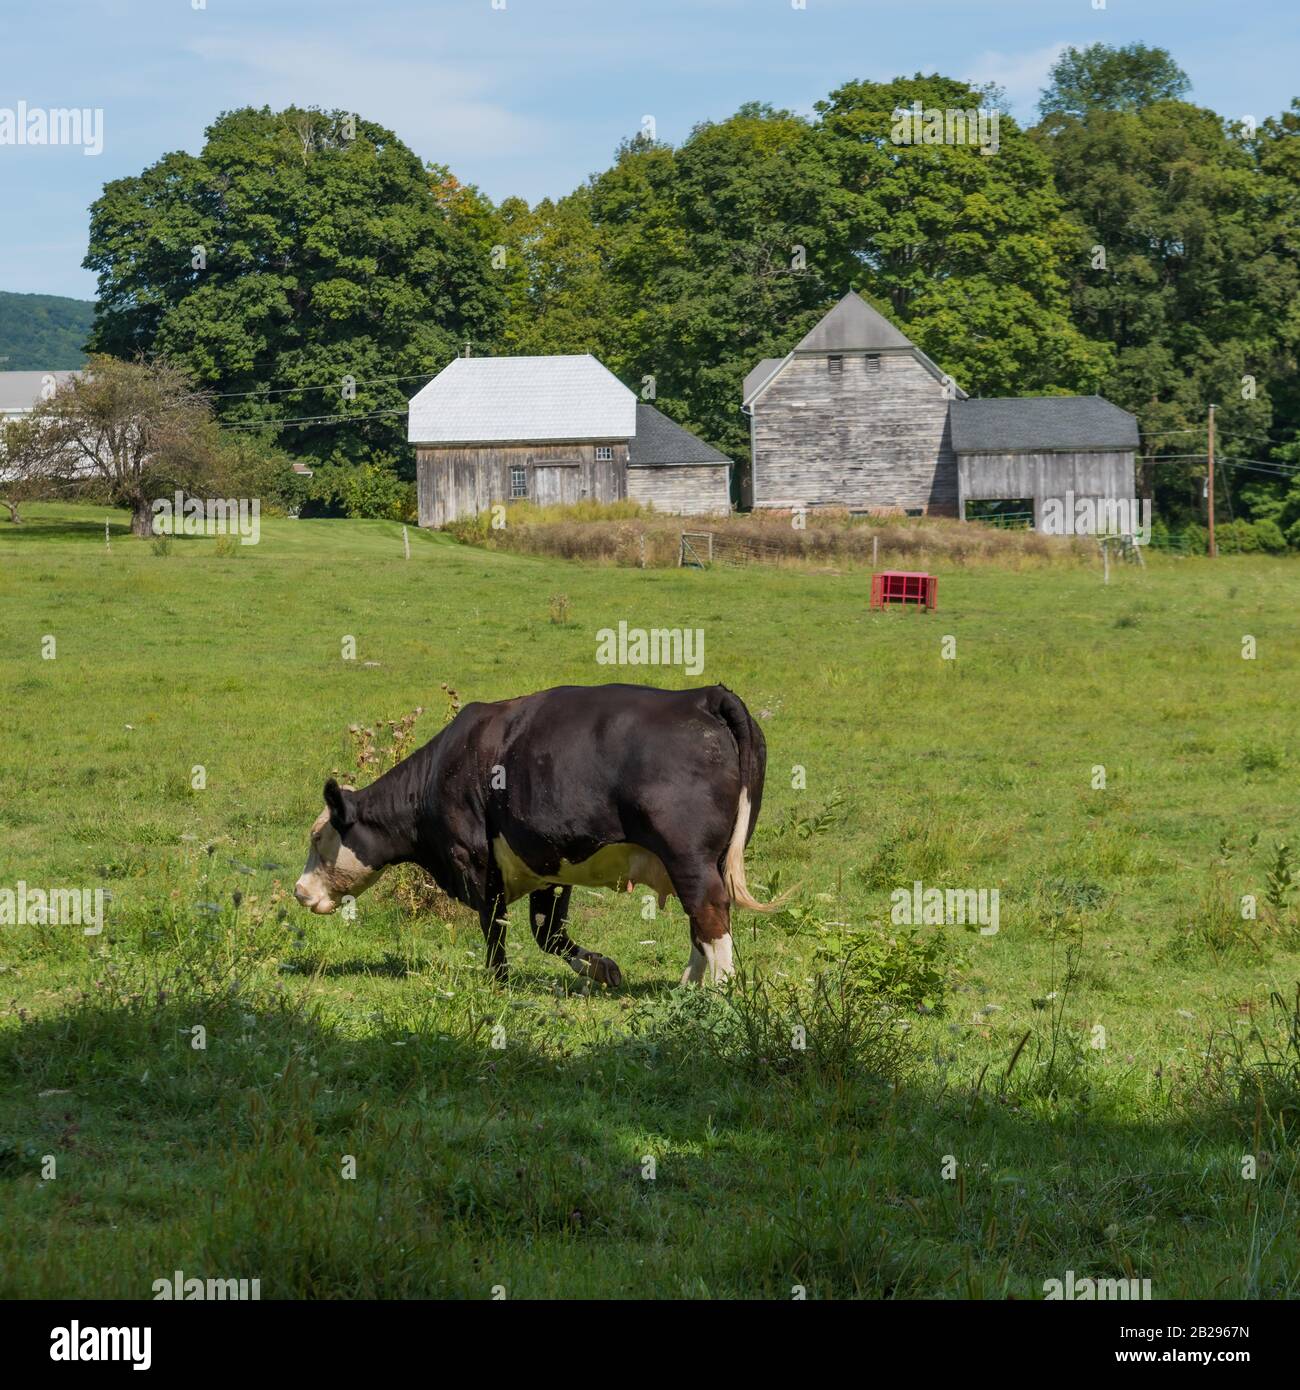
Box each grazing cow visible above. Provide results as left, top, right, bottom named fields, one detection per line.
left=294, top=683, right=774, bottom=985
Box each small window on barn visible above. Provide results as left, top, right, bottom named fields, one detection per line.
left=595, top=445, right=613, bottom=462
left=904, top=508, right=923, bottom=517
left=864, top=355, right=881, bottom=374
left=827, top=355, right=844, bottom=375
left=509, top=465, right=528, bottom=499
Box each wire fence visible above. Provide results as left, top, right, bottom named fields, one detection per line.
left=680, top=531, right=790, bottom=567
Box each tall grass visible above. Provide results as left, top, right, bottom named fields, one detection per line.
left=450, top=504, right=1100, bottom=569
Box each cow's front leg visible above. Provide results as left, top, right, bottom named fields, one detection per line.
left=479, top=890, right=510, bottom=983
left=528, top=886, right=623, bottom=988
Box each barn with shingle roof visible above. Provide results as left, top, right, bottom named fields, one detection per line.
left=741, top=292, right=1138, bottom=531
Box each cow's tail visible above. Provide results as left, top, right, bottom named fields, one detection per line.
left=714, top=688, right=784, bottom=912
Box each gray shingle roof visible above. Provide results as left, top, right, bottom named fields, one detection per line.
left=949, top=396, right=1139, bottom=453
left=795, top=291, right=913, bottom=352
left=0, top=370, right=79, bottom=413
left=629, top=403, right=730, bottom=467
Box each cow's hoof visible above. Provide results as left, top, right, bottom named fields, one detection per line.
left=588, top=955, right=623, bottom=988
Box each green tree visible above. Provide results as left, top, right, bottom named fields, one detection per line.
left=592, top=109, right=843, bottom=464
left=1038, top=43, right=1190, bottom=118
left=83, top=107, right=503, bottom=476
left=816, top=75, right=1111, bottom=398
left=1034, top=94, right=1296, bottom=524
left=5, top=355, right=223, bottom=535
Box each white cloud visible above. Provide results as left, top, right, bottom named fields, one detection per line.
left=183, top=36, right=544, bottom=162
left=961, top=41, right=1069, bottom=120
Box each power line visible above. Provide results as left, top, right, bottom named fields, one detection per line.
left=209, top=370, right=437, bottom=400
left=1217, top=461, right=1300, bottom=478
left=219, top=406, right=409, bottom=429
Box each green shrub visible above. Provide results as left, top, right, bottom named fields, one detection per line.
left=337, top=463, right=411, bottom=521
left=215, top=431, right=309, bottom=515
left=1252, top=517, right=1288, bottom=553
left=814, top=927, right=962, bottom=1014
left=305, top=461, right=412, bottom=521
left=1181, top=522, right=1208, bottom=554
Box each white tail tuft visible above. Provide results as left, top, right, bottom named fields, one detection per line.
left=723, top=787, right=781, bottom=912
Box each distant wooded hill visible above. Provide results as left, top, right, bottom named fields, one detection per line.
left=0, top=291, right=94, bottom=370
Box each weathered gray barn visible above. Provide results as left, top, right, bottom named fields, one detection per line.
left=949, top=396, right=1140, bottom=529
left=743, top=292, right=964, bottom=514
left=742, top=292, right=1138, bottom=531
left=627, top=403, right=732, bottom=515
left=408, top=355, right=731, bottom=527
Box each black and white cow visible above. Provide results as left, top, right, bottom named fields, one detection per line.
left=294, top=683, right=773, bottom=985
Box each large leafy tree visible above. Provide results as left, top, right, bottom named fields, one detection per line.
left=814, top=75, right=1112, bottom=400
left=83, top=107, right=503, bottom=473
left=1038, top=43, right=1191, bottom=118
left=1034, top=90, right=1296, bottom=523
left=492, top=108, right=843, bottom=469
left=595, top=108, right=844, bottom=463
left=494, top=189, right=620, bottom=359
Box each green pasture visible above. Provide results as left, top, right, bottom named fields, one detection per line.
left=0, top=503, right=1297, bottom=1298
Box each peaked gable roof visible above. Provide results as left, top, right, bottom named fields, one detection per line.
left=949, top=396, right=1139, bottom=453
left=794, top=290, right=914, bottom=353
left=629, top=403, right=730, bottom=467
left=742, top=291, right=965, bottom=407
left=408, top=355, right=636, bottom=445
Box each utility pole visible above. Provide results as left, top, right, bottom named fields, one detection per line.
left=1207, top=403, right=1217, bottom=558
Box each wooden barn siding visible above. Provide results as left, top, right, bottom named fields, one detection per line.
left=750, top=352, right=958, bottom=515
left=416, top=442, right=627, bottom=527
left=957, top=451, right=1135, bottom=531
left=627, top=464, right=731, bottom=516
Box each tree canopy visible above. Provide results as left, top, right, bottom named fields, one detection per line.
left=76, top=57, right=1300, bottom=535
left=1038, top=43, right=1191, bottom=118
left=84, top=107, right=503, bottom=475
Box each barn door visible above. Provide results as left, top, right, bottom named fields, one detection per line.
left=533, top=464, right=580, bottom=507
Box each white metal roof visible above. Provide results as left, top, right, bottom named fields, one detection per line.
left=408, top=355, right=636, bottom=445
left=0, top=370, right=80, bottom=414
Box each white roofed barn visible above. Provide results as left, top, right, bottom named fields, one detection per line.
left=407, top=354, right=731, bottom=526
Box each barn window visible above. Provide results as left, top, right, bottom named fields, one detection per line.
left=864, top=355, right=881, bottom=374
left=595, top=445, right=613, bottom=462
left=827, top=355, right=844, bottom=375
left=509, top=465, right=528, bottom=499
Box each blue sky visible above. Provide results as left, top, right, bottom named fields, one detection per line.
left=1, top=0, right=1295, bottom=300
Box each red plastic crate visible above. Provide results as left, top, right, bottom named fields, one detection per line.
left=870, top=570, right=937, bottom=611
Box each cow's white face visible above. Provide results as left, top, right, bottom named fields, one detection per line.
left=293, top=784, right=387, bottom=915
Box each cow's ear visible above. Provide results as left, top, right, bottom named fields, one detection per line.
left=324, top=778, right=354, bottom=833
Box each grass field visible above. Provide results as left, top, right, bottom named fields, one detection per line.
left=1, top=503, right=1298, bottom=1299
